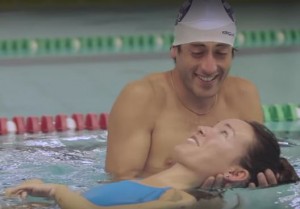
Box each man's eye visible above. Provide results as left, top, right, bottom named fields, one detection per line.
left=191, top=52, right=204, bottom=57
left=216, top=51, right=228, bottom=56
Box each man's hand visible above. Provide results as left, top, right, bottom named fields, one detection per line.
left=201, top=169, right=278, bottom=190
left=248, top=169, right=278, bottom=188
left=200, top=174, right=229, bottom=190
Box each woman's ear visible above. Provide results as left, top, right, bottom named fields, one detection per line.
left=224, top=166, right=249, bottom=184
left=170, top=46, right=177, bottom=58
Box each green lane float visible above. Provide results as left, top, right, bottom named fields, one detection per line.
left=0, top=28, right=299, bottom=58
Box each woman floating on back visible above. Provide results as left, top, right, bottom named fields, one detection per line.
left=6, top=119, right=299, bottom=209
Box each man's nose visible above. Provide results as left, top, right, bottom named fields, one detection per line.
left=199, top=53, right=218, bottom=75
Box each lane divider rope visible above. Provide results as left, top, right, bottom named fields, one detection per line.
left=263, top=103, right=300, bottom=122
left=0, top=103, right=299, bottom=136
left=0, top=28, right=299, bottom=58
left=0, top=113, right=109, bottom=135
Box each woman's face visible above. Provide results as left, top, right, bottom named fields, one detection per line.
left=173, top=119, right=255, bottom=176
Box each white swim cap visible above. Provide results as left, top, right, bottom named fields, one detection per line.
left=173, top=0, right=236, bottom=46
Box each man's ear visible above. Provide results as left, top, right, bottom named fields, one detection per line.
left=224, top=166, right=249, bottom=183
left=170, top=46, right=177, bottom=58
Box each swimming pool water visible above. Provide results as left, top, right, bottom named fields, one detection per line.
left=0, top=131, right=109, bottom=208
left=0, top=124, right=300, bottom=209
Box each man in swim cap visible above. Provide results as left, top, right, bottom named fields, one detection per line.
left=106, top=0, right=277, bottom=188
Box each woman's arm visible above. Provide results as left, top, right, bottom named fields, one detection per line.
left=7, top=182, right=196, bottom=209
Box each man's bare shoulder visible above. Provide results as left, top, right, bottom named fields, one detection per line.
left=223, top=76, right=259, bottom=96
left=222, top=76, right=263, bottom=122
left=222, top=76, right=261, bottom=107
left=144, top=71, right=169, bottom=87
left=121, top=72, right=168, bottom=98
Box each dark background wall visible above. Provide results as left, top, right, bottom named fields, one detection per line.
left=0, top=0, right=299, bottom=10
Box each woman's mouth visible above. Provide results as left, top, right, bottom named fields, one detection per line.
left=187, top=136, right=200, bottom=146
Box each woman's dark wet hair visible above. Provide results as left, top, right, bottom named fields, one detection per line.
left=240, top=121, right=299, bottom=185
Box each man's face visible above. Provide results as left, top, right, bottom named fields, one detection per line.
left=172, top=42, right=233, bottom=99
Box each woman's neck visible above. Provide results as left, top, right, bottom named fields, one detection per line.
left=140, top=164, right=205, bottom=190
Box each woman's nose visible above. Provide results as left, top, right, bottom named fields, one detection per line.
left=196, top=126, right=212, bottom=136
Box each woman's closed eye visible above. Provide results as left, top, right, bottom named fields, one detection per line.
left=220, top=130, right=229, bottom=137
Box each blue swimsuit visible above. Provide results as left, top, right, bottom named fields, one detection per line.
left=83, top=180, right=171, bottom=206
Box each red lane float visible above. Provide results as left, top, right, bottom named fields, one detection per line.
left=86, top=113, right=99, bottom=130
left=0, top=117, right=8, bottom=135
left=55, top=114, right=68, bottom=132
left=72, top=113, right=85, bottom=131
left=26, top=116, right=40, bottom=134
left=13, top=116, right=26, bottom=134
left=99, top=113, right=108, bottom=130
left=41, top=115, right=55, bottom=133
left=0, top=112, right=109, bottom=135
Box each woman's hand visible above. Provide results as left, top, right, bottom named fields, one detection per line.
left=5, top=180, right=58, bottom=199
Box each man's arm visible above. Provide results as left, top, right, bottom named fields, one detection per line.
left=105, top=79, right=157, bottom=180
